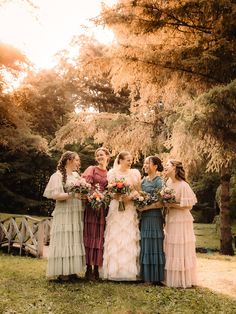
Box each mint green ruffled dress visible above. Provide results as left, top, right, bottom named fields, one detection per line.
left=43, top=171, right=85, bottom=277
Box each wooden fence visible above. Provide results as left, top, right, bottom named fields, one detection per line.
left=0, top=215, right=52, bottom=258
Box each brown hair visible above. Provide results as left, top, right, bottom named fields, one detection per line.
left=95, top=147, right=110, bottom=157
left=148, top=156, right=164, bottom=172
left=117, top=151, right=131, bottom=164
left=57, top=151, right=79, bottom=187
left=169, top=159, right=186, bottom=181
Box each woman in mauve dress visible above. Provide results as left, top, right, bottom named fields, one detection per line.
left=164, top=159, right=197, bottom=288
left=82, top=147, right=110, bottom=280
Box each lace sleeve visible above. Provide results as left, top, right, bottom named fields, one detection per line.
left=107, top=169, right=116, bottom=183
left=131, top=169, right=141, bottom=191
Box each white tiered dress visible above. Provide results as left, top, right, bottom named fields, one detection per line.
left=43, top=171, right=85, bottom=278
left=102, top=168, right=141, bottom=281
left=164, top=179, right=197, bottom=288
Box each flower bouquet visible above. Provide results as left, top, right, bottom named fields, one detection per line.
left=88, top=186, right=111, bottom=217
left=133, top=191, right=150, bottom=209
left=68, top=178, right=92, bottom=199
left=159, top=186, right=176, bottom=204
left=133, top=189, right=161, bottom=210
left=107, top=178, right=131, bottom=211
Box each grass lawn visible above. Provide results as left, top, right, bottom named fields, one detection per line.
left=194, top=222, right=236, bottom=251
left=0, top=252, right=236, bottom=314
left=1, top=213, right=236, bottom=313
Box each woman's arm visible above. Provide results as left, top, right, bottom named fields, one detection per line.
left=165, top=203, right=191, bottom=210
left=137, top=201, right=163, bottom=212
left=52, top=192, right=85, bottom=201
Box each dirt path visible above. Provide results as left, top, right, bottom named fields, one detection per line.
left=197, top=257, right=236, bottom=299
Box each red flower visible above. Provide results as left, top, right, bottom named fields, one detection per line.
left=116, top=182, right=124, bottom=189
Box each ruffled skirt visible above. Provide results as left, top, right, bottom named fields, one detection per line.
left=102, top=200, right=140, bottom=281
left=140, top=209, right=165, bottom=282
left=47, top=199, right=86, bottom=277
left=164, top=209, right=197, bottom=288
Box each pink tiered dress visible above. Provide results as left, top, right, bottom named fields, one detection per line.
left=164, top=179, right=197, bottom=288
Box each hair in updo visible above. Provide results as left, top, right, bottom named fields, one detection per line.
left=95, top=147, right=110, bottom=157
left=169, top=159, right=186, bottom=181
left=116, top=151, right=131, bottom=164
left=148, top=156, right=164, bottom=172
left=57, top=151, right=79, bottom=187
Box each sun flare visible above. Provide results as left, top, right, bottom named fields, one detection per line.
left=0, top=0, right=116, bottom=69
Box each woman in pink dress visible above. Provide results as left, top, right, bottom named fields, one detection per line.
left=82, top=147, right=110, bottom=280
left=164, top=159, right=197, bottom=288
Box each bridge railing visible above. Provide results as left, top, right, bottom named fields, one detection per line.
left=0, top=215, right=52, bottom=258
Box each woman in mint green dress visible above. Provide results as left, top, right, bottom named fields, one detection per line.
left=139, top=156, right=165, bottom=284
left=43, top=151, right=86, bottom=281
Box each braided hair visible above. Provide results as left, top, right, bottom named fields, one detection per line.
left=169, top=159, right=186, bottom=181
left=57, top=151, right=78, bottom=188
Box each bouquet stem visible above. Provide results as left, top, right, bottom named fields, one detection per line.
left=118, top=200, right=125, bottom=211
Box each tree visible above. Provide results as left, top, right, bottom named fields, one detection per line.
left=56, top=36, right=131, bottom=114
left=172, top=81, right=236, bottom=255
left=53, top=0, right=236, bottom=253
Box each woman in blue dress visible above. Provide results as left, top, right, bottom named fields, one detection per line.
left=139, top=156, right=165, bottom=284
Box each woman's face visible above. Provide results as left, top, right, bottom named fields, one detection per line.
left=119, top=154, right=133, bottom=169
left=69, top=155, right=80, bottom=171
left=143, top=158, right=156, bottom=175
left=95, top=150, right=109, bottom=165
left=164, top=160, right=175, bottom=178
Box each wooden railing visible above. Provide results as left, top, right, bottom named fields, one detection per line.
left=0, top=215, right=52, bottom=258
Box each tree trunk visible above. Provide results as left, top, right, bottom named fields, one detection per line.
left=220, top=166, right=234, bottom=255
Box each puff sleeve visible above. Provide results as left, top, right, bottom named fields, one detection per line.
left=107, top=168, right=116, bottom=183
left=43, top=171, right=64, bottom=199
left=82, top=166, right=95, bottom=184
left=130, top=168, right=141, bottom=191
left=179, top=181, right=197, bottom=207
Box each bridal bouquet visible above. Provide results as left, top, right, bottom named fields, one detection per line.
left=107, top=178, right=131, bottom=211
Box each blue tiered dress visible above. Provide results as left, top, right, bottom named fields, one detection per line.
left=140, top=176, right=165, bottom=283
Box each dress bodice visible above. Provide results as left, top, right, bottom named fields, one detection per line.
left=82, top=166, right=107, bottom=191
left=43, top=170, right=80, bottom=199
left=141, top=176, right=163, bottom=194
left=107, top=168, right=141, bottom=191
left=166, top=179, right=197, bottom=208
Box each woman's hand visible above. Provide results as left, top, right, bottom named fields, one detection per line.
left=75, top=193, right=87, bottom=200
left=113, top=193, right=122, bottom=200
left=130, top=190, right=140, bottom=199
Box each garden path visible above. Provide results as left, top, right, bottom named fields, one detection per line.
left=197, top=256, right=236, bottom=299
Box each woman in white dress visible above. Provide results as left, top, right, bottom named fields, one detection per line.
left=43, top=151, right=86, bottom=281
left=164, top=159, right=197, bottom=288
left=102, top=151, right=141, bottom=281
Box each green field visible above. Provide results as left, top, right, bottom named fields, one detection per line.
left=0, top=251, right=236, bottom=314
left=1, top=213, right=236, bottom=313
